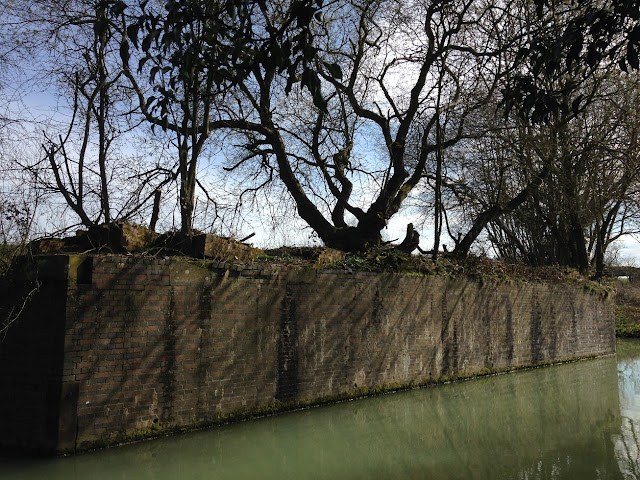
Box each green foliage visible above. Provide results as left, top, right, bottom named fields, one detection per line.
left=581, top=280, right=614, bottom=299
left=506, top=0, right=640, bottom=123
left=614, top=281, right=640, bottom=338
left=616, top=321, right=640, bottom=338
left=616, top=305, right=640, bottom=338
left=121, top=0, right=333, bottom=120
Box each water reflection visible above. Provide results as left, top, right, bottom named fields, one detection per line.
left=1, top=346, right=636, bottom=480
left=615, top=339, right=640, bottom=479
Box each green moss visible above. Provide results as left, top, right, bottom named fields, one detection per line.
left=581, top=279, right=615, bottom=299
left=255, top=253, right=295, bottom=263
left=184, top=258, right=219, bottom=270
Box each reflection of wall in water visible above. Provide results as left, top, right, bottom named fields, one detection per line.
left=1, top=354, right=622, bottom=480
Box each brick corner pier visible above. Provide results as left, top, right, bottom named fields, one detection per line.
left=0, top=254, right=615, bottom=454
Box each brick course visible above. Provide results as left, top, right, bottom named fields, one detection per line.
left=0, top=254, right=615, bottom=453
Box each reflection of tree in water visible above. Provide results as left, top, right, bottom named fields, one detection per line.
left=508, top=435, right=623, bottom=480
left=615, top=417, right=640, bottom=479
left=614, top=342, right=640, bottom=480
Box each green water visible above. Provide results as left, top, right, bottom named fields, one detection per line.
left=4, top=340, right=640, bottom=479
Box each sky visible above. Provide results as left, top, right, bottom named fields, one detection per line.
left=10, top=81, right=640, bottom=267
left=612, top=237, right=640, bottom=266
left=3, top=4, right=640, bottom=268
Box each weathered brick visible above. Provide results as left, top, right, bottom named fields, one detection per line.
left=0, top=254, right=615, bottom=454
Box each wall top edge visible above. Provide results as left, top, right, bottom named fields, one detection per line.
left=18, top=254, right=615, bottom=299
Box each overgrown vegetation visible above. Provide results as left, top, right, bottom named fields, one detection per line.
left=615, top=281, right=640, bottom=338
left=252, top=243, right=612, bottom=294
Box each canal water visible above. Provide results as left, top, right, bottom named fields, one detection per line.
left=4, top=340, right=640, bottom=479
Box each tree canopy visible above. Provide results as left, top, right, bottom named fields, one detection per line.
left=0, top=0, right=639, bottom=276
left=504, top=0, right=640, bottom=122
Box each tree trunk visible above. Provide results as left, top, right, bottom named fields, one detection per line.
left=569, top=216, right=589, bottom=272
left=180, top=185, right=194, bottom=235
left=399, top=223, right=421, bottom=253
left=178, top=146, right=194, bottom=234
left=150, top=189, right=161, bottom=232
left=325, top=219, right=385, bottom=253
left=452, top=166, right=550, bottom=259
left=432, top=85, right=443, bottom=261
left=593, top=229, right=605, bottom=280
left=593, top=200, right=622, bottom=280
left=97, top=3, right=110, bottom=223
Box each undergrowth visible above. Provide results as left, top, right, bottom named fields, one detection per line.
left=615, top=281, right=640, bottom=338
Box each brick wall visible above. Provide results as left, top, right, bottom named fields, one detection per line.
left=0, top=255, right=615, bottom=453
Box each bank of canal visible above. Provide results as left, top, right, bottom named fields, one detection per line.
left=2, top=339, right=639, bottom=479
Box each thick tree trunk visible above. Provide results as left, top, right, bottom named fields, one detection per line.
left=180, top=193, right=194, bottom=234
left=178, top=146, right=195, bottom=235
left=320, top=218, right=385, bottom=253
left=569, top=217, right=589, bottom=272
left=179, top=183, right=195, bottom=235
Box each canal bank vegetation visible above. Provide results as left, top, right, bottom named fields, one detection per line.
left=615, top=281, right=640, bottom=338
left=19, top=226, right=616, bottom=293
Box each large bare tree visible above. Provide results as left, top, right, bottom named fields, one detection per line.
left=129, top=0, right=518, bottom=252
left=480, top=71, right=640, bottom=277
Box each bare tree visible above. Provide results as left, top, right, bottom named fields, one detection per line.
left=1, top=0, right=168, bottom=231
left=455, top=65, right=640, bottom=277
left=134, top=0, right=516, bottom=252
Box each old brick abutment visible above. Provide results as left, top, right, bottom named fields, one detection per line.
left=0, top=255, right=615, bottom=454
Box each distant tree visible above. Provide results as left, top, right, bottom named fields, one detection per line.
left=0, top=0, right=170, bottom=231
